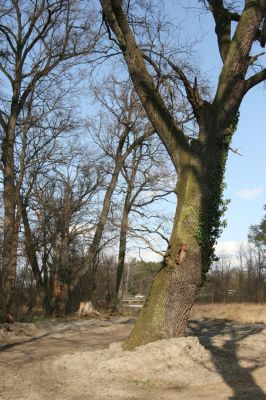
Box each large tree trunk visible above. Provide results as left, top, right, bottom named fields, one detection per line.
left=1, top=115, right=18, bottom=320
left=123, top=155, right=203, bottom=348
left=124, top=134, right=228, bottom=349
left=1, top=215, right=18, bottom=320
left=49, top=184, right=73, bottom=316
left=90, top=257, right=98, bottom=306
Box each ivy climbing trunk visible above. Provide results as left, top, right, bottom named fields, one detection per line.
left=124, top=130, right=229, bottom=349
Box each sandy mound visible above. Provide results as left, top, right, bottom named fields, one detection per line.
left=49, top=337, right=221, bottom=399
left=1, top=318, right=266, bottom=400
left=1, top=336, right=222, bottom=400
left=55, top=336, right=214, bottom=383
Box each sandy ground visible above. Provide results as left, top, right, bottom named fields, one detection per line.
left=0, top=313, right=266, bottom=400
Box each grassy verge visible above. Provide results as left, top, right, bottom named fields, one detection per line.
left=190, top=303, right=266, bottom=324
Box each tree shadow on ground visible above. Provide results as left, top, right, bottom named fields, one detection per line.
left=0, top=330, right=66, bottom=352
left=187, top=319, right=266, bottom=400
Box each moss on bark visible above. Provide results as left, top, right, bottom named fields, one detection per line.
left=123, top=166, right=202, bottom=350
left=123, top=267, right=169, bottom=350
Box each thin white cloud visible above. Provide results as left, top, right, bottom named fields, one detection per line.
left=215, top=240, right=248, bottom=255
left=215, top=240, right=249, bottom=266
left=235, top=186, right=263, bottom=200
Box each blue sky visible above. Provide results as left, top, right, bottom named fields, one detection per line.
left=163, top=0, right=266, bottom=253
left=86, top=1, right=265, bottom=261
left=224, top=88, right=266, bottom=242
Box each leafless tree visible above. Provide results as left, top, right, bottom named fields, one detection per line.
left=68, top=78, right=155, bottom=301
left=0, top=0, right=102, bottom=319
left=113, top=135, right=174, bottom=311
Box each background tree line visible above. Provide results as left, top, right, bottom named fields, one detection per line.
left=0, top=0, right=175, bottom=320
left=1, top=201, right=265, bottom=317
left=121, top=206, right=266, bottom=305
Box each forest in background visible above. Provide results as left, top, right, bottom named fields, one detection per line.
left=1, top=203, right=265, bottom=317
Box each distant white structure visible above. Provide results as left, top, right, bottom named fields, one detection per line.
left=122, top=294, right=145, bottom=308
left=135, top=294, right=145, bottom=299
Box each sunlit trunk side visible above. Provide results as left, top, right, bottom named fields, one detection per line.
left=124, top=126, right=230, bottom=349
left=123, top=148, right=202, bottom=347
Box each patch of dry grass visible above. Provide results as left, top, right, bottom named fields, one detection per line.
left=190, top=303, right=266, bottom=324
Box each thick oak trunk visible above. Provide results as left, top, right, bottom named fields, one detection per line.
left=1, top=217, right=18, bottom=319
left=124, top=159, right=202, bottom=349
left=124, top=136, right=228, bottom=350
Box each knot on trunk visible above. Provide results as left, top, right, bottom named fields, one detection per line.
left=175, top=244, right=188, bottom=266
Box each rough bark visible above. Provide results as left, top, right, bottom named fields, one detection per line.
left=51, top=232, right=70, bottom=316
left=124, top=151, right=202, bottom=348
left=124, top=129, right=229, bottom=348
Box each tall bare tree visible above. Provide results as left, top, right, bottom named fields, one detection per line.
left=0, top=0, right=100, bottom=319
left=69, top=79, right=154, bottom=296
left=113, top=136, right=174, bottom=311
left=100, top=0, right=266, bottom=348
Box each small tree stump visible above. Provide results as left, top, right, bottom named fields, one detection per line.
left=77, top=301, right=100, bottom=318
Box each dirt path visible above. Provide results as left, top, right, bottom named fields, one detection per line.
left=0, top=317, right=133, bottom=366
left=0, top=317, right=265, bottom=400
